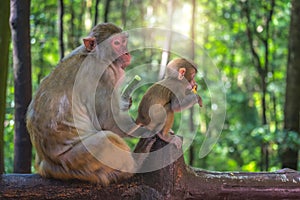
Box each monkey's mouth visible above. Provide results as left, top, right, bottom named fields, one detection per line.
left=116, top=53, right=131, bottom=70
left=186, top=84, right=193, bottom=90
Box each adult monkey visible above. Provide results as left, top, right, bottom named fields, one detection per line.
left=27, top=23, right=155, bottom=185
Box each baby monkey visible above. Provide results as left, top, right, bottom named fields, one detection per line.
left=136, top=58, right=203, bottom=149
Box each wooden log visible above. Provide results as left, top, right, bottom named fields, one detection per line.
left=1, top=138, right=300, bottom=199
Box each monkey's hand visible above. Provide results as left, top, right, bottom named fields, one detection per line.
left=157, top=132, right=182, bottom=149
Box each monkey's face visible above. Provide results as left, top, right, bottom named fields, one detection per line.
left=111, top=33, right=131, bottom=69
left=185, top=68, right=197, bottom=90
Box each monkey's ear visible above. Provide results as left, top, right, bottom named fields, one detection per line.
left=178, top=67, right=186, bottom=80
left=83, top=37, right=97, bottom=52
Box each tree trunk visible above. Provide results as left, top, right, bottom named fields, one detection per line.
left=188, top=106, right=195, bottom=166
left=10, top=0, right=32, bottom=173
left=282, top=0, right=300, bottom=170
left=121, top=0, right=128, bottom=28
left=58, top=0, right=65, bottom=60
left=1, top=138, right=300, bottom=199
left=188, top=0, right=196, bottom=166
left=94, top=0, right=100, bottom=26
left=76, top=1, right=85, bottom=46
left=104, top=0, right=111, bottom=23
left=159, top=0, right=174, bottom=79
left=0, top=0, right=10, bottom=174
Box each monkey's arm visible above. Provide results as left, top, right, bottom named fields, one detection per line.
left=120, top=75, right=141, bottom=111
left=171, top=92, right=202, bottom=112
left=111, top=111, right=155, bottom=139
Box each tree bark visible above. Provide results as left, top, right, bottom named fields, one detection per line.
left=94, top=0, right=100, bottom=26
left=1, top=139, right=300, bottom=199
left=121, top=0, right=128, bottom=28
left=188, top=0, right=196, bottom=166
left=0, top=0, right=10, bottom=174
left=104, top=0, right=111, bottom=23
left=159, top=0, right=174, bottom=80
left=282, top=0, right=300, bottom=170
left=58, top=0, right=65, bottom=60
left=10, top=0, right=32, bottom=173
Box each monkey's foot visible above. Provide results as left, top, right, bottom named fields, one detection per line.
left=157, top=132, right=182, bottom=149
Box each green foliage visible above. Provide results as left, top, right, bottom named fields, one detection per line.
left=277, top=130, right=300, bottom=151
left=4, top=113, right=14, bottom=173
left=186, top=0, right=290, bottom=171
left=4, top=63, right=14, bottom=173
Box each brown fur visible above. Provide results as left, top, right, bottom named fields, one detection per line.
left=136, top=58, right=202, bottom=143
left=27, top=23, right=153, bottom=185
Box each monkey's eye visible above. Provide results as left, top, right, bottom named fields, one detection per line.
left=114, top=40, right=121, bottom=46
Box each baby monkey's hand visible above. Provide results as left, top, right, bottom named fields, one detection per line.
left=191, top=85, right=203, bottom=107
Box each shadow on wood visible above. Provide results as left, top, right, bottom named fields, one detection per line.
left=1, top=138, right=300, bottom=199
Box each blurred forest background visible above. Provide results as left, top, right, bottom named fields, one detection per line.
left=1, top=0, right=299, bottom=174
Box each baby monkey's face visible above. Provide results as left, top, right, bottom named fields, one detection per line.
left=185, top=68, right=197, bottom=90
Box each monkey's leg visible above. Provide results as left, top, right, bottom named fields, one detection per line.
left=161, top=108, right=174, bottom=136
left=52, top=131, right=136, bottom=185
left=158, top=109, right=183, bottom=149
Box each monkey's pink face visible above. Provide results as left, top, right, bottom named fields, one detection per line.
left=186, top=71, right=197, bottom=90
left=111, top=34, right=131, bottom=69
